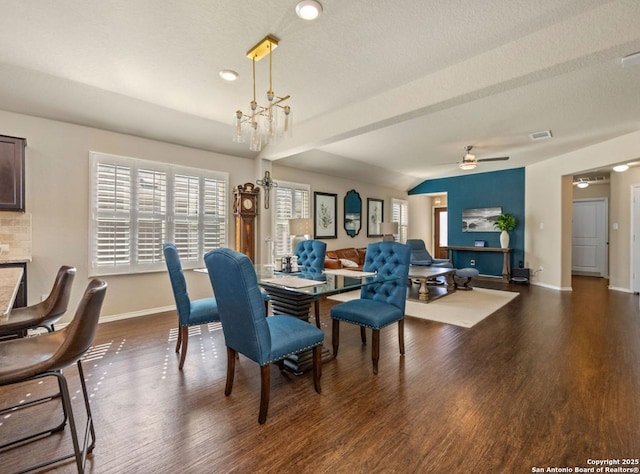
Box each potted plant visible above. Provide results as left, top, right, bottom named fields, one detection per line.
left=494, top=213, right=516, bottom=248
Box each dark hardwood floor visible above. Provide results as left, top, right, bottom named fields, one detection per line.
left=1, top=276, right=639, bottom=473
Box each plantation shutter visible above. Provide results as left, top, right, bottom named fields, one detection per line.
left=136, top=168, right=166, bottom=265
left=93, top=163, right=132, bottom=271
left=173, top=174, right=200, bottom=261
left=202, top=177, right=227, bottom=252
left=89, top=152, right=228, bottom=276
left=392, top=199, right=408, bottom=244
left=273, top=182, right=310, bottom=257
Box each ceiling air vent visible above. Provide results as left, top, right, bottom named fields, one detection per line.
left=530, top=130, right=552, bottom=141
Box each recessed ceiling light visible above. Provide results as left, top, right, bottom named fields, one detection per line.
left=219, top=69, right=239, bottom=81
left=296, top=0, right=322, bottom=20
left=613, top=164, right=629, bottom=172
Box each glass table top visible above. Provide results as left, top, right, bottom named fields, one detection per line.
left=255, top=265, right=397, bottom=297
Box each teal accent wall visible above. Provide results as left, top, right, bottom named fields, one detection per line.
left=409, top=168, right=525, bottom=277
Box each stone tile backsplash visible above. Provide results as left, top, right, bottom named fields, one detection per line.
left=0, top=212, right=32, bottom=262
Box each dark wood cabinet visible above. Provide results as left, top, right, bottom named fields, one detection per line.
left=0, top=135, right=26, bottom=211
left=0, top=262, right=27, bottom=308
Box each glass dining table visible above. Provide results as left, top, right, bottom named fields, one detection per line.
left=259, top=266, right=399, bottom=373
left=256, top=266, right=394, bottom=325
left=196, top=265, right=398, bottom=374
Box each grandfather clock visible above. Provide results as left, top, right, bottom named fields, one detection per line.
left=233, top=183, right=260, bottom=262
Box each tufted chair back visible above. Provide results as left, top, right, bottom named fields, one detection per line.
left=204, top=248, right=271, bottom=365
left=295, top=240, right=327, bottom=273
left=361, top=242, right=411, bottom=313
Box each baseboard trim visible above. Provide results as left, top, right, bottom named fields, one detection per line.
left=57, top=305, right=176, bottom=329
left=530, top=281, right=572, bottom=291
left=608, top=285, right=633, bottom=293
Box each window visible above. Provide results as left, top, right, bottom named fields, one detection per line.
left=392, top=198, right=408, bottom=243
left=89, top=152, right=228, bottom=276
left=273, top=181, right=310, bottom=257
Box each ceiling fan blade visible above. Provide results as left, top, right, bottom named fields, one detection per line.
left=432, top=161, right=459, bottom=166
left=477, top=156, right=509, bottom=162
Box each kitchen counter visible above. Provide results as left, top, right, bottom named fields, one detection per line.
left=0, top=256, right=31, bottom=264
left=0, top=266, right=23, bottom=318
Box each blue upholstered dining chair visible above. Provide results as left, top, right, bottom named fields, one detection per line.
left=330, top=241, right=411, bottom=374
left=294, top=239, right=327, bottom=327
left=204, top=248, right=324, bottom=424
left=295, top=239, right=327, bottom=273
left=163, top=243, right=220, bottom=370
left=406, top=239, right=452, bottom=267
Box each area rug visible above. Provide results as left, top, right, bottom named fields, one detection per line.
left=326, top=288, right=519, bottom=328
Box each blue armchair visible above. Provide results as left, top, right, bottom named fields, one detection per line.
left=163, top=243, right=220, bottom=370
left=330, top=242, right=411, bottom=374
left=406, top=239, right=452, bottom=267
left=204, top=248, right=324, bottom=424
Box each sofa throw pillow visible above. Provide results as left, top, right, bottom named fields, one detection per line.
left=339, top=258, right=359, bottom=268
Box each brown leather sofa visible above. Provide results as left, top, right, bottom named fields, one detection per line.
left=325, top=247, right=367, bottom=271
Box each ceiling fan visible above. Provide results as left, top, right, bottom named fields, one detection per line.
left=458, top=146, right=509, bottom=170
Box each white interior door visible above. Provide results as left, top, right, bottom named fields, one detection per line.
left=572, top=198, right=608, bottom=276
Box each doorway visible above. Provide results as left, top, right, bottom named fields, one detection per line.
left=572, top=198, right=608, bottom=277
left=434, top=207, right=448, bottom=259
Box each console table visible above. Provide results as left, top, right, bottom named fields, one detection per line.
left=443, top=246, right=512, bottom=281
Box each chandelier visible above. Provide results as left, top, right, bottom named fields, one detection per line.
left=233, top=35, right=292, bottom=152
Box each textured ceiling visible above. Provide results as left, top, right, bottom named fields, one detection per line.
left=0, top=0, right=639, bottom=189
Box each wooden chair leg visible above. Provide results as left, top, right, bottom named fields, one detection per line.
left=258, top=364, right=271, bottom=424
left=312, top=345, right=322, bottom=394
left=372, top=329, right=380, bottom=374
left=314, top=300, right=321, bottom=329
left=175, top=325, right=182, bottom=353
left=332, top=319, right=340, bottom=357
left=398, top=318, right=405, bottom=355
left=178, top=326, right=189, bottom=370
left=225, top=347, right=236, bottom=396
left=360, top=326, right=367, bottom=345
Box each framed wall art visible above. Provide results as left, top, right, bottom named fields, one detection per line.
left=314, top=192, right=337, bottom=239
left=367, top=198, right=384, bottom=237
left=462, top=207, right=502, bottom=232
left=344, top=189, right=362, bottom=237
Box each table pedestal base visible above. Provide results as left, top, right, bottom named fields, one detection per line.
left=264, top=287, right=331, bottom=374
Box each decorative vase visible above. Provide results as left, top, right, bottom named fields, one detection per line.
left=500, top=230, right=510, bottom=249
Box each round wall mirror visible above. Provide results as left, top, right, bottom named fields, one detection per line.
left=344, top=189, right=362, bottom=237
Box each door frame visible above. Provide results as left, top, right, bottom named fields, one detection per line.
left=630, top=185, right=640, bottom=293
left=572, top=197, right=608, bottom=277
left=433, top=206, right=448, bottom=260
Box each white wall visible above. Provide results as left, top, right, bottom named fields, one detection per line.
left=5, top=106, right=639, bottom=321
left=608, top=166, right=640, bottom=291
left=526, top=129, right=640, bottom=290
left=0, top=109, right=410, bottom=321
left=272, top=164, right=408, bottom=251
left=408, top=194, right=431, bottom=244
left=0, top=110, right=257, bottom=319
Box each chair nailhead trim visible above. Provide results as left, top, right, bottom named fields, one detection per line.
left=262, top=341, right=324, bottom=365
